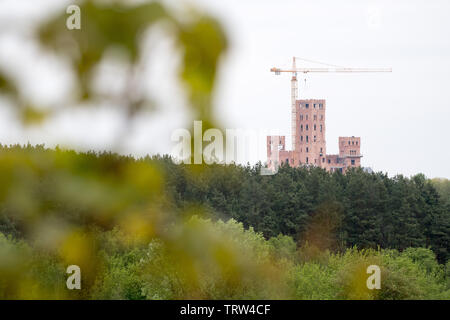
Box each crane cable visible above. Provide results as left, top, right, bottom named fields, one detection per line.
left=294, top=57, right=346, bottom=68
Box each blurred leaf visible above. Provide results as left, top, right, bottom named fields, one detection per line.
left=37, top=0, right=227, bottom=127
left=38, top=0, right=169, bottom=101
left=177, top=16, right=227, bottom=121
left=20, top=106, right=51, bottom=125
left=0, top=71, right=17, bottom=95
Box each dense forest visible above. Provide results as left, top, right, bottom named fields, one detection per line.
left=0, top=145, right=449, bottom=299
left=159, top=156, right=450, bottom=263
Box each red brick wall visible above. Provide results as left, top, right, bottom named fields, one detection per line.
left=295, top=99, right=327, bottom=167
left=339, top=136, right=361, bottom=170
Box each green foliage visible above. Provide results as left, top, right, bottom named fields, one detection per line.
left=289, top=247, right=450, bottom=300
left=92, top=242, right=147, bottom=300
left=268, top=234, right=297, bottom=261
left=0, top=145, right=448, bottom=299
left=431, top=178, right=450, bottom=207
left=379, top=249, right=448, bottom=299
left=139, top=218, right=290, bottom=299
left=1, top=215, right=449, bottom=299
left=0, top=233, right=67, bottom=299
left=289, top=262, right=338, bottom=299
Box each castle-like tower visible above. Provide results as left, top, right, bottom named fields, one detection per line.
left=296, top=99, right=327, bottom=167
left=267, top=99, right=362, bottom=173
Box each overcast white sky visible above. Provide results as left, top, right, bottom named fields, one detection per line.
left=0, top=0, right=449, bottom=178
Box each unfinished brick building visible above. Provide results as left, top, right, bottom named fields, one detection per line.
left=267, top=99, right=362, bottom=173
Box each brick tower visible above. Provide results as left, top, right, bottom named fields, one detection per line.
left=267, top=99, right=362, bottom=173
left=295, top=99, right=326, bottom=167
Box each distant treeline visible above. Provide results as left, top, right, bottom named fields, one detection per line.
left=1, top=145, right=449, bottom=263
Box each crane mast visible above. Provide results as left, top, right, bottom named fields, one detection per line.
left=271, top=57, right=392, bottom=151
left=291, top=57, right=298, bottom=150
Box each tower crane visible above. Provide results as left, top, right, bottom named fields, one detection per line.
left=271, top=57, right=392, bottom=150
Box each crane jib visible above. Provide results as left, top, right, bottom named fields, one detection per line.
left=271, top=68, right=392, bottom=73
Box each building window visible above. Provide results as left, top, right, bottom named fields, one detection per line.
left=300, top=124, right=303, bottom=131
left=314, top=135, right=317, bottom=142
left=306, top=157, right=309, bottom=163
left=314, top=159, right=317, bottom=163
left=306, top=147, right=309, bottom=153
left=352, top=141, right=354, bottom=145
left=300, top=114, right=303, bottom=120
left=320, top=147, right=323, bottom=153
left=300, top=135, right=303, bottom=142
left=320, top=124, right=323, bottom=132
left=306, top=136, right=309, bottom=142
left=313, top=104, right=316, bottom=109
left=348, top=141, right=350, bottom=145
left=314, top=124, right=316, bottom=130
left=306, top=124, right=309, bottom=131
left=322, top=158, right=325, bottom=163
left=319, top=103, right=323, bottom=109
left=320, top=115, right=323, bottom=120
left=356, top=141, right=358, bottom=145
left=351, top=159, right=355, bottom=165
left=305, top=104, right=309, bottom=108
left=328, top=159, right=331, bottom=164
